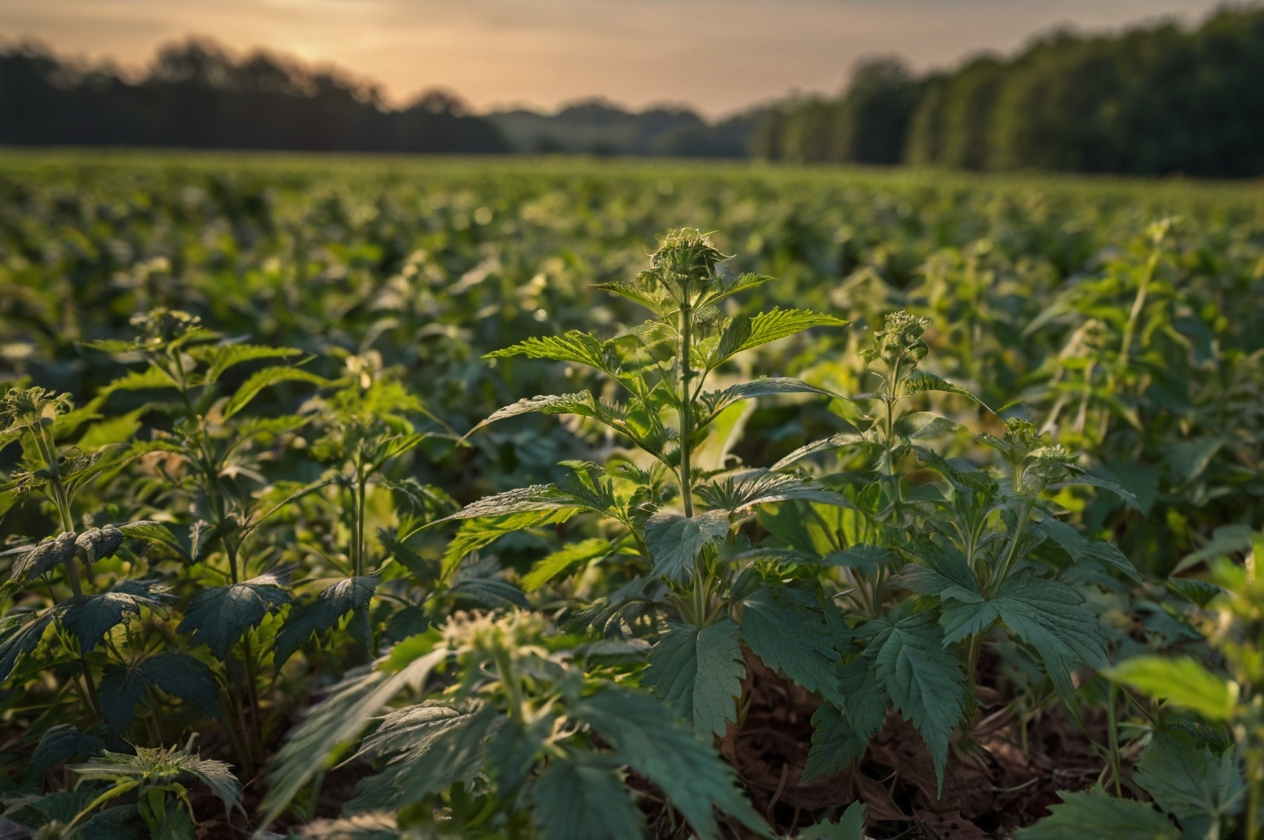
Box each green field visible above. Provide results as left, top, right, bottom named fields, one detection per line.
left=1, top=152, right=1262, bottom=839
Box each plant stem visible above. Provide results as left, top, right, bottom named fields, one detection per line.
left=1106, top=682, right=1122, bottom=797
left=678, top=284, right=694, bottom=519
left=991, top=496, right=1037, bottom=594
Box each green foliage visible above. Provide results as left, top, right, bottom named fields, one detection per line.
left=1014, top=792, right=1180, bottom=840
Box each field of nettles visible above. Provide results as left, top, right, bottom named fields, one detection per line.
left=0, top=152, right=1262, bottom=840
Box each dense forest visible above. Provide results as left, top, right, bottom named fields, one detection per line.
left=3, top=4, right=1264, bottom=175
left=0, top=39, right=508, bottom=153
left=758, top=5, right=1264, bottom=177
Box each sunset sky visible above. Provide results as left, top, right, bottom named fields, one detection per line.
left=0, top=0, right=1232, bottom=117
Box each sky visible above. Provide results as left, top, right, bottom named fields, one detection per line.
left=0, top=0, right=1234, bottom=118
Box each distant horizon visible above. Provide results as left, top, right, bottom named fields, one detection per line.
left=0, top=0, right=1240, bottom=119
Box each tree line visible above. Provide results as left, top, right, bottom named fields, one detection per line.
left=0, top=39, right=508, bottom=153
left=756, top=6, right=1264, bottom=177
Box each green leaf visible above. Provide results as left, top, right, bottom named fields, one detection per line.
left=100, top=367, right=177, bottom=394
left=710, top=308, right=846, bottom=369
left=198, top=344, right=301, bottom=383
left=1038, top=518, right=1141, bottom=583
left=893, top=411, right=964, bottom=439
left=26, top=724, right=106, bottom=782
left=297, top=813, right=401, bottom=840
left=346, top=704, right=496, bottom=812
left=137, top=652, right=224, bottom=720
left=1172, top=524, right=1254, bottom=575
left=533, top=752, right=645, bottom=840
left=522, top=539, right=614, bottom=592
left=177, top=572, right=290, bottom=659
left=98, top=662, right=149, bottom=737
left=804, top=657, right=888, bottom=781
left=823, top=545, right=895, bottom=572
left=1014, top=791, right=1179, bottom=840
left=439, top=509, right=573, bottom=580
left=79, top=407, right=146, bottom=450
left=261, top=647, right=449, bottom=827
left=949, top=573, right=1108, bottom=701
left=702, top=377, right=839, bottom=416
left=641, top=619, right=745, bottom=738
left=62, top=580, right=170, bottom=653
left=798, top=800, right=866, bottom=840
left=865, top=612, right=969, bottom=792
left=571, top=687, right=770, bottom=840
left=74, top=525, right=126, bottom=564
left=222, top=366, right=328, bottom=419
left=116, top=520, right=190, bottom=562
left=903, top=372, right=984, bottom=405
left=450, top=576, right=530, bottom=609
left=466, top=391, right=600, bottom=437
left=740, top=589, right=846, bottom=707
left=485, top=331, right=614, bottom=373
left=644, top=509, right=730, bottom=581
left=1104, top=656, right=1237, bottom=721
left=0, top=610, right=55, bottom=682
left=1134, top=732, right=1243, bottom=829
left=274, top=576, right=380, bottom=667
left=697, top=470, right=853, bottom=513
left=10, top=532, right=77, bottom=583
left=441, top=485, right=590, bottom=521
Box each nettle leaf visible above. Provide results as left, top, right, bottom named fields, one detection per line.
left=274, top=576, right=380, bottom=667
left=100, top=366, right=177, bottom=395
left=641, top=619, right=745, bottom=738
left=1134, top=732, right=1243, bottom=830
left=466, top=391, right=600, bottom=437
left=198, top=344, right=300, bottom=383
left=116, top=520, right=190, bottom=562
left=262, top=647, right=449, bottom=826
left=62, top=580, right=171, bottom=653
left=1104, top=656, right=1237, bottom=722
left=11, top=532, right=77, bottom=583
left=701, top=377, right=838, bottom=416
left=903, top=372, right=983, bottom=405
left=1014, top=791, right=1179, bottom=840
left=571, top=687, right=770, bottom=840
left=222, top=367, right=329, bottom=419
left=644, top=509, right=730, bottom=581
left=522, top=539, right=614, bottom=592
left=346, top=704, right=496, bottom=812
left=450, top=576, right=530, bottom=609
left=74, top=525, right=125, bottom=564
left=864, top=612, right=969, bottom=791
left=823, top=545, right=895, bottom=572
left=710, top=308, right=846, bottom=369
left=893, top=411, right=964, bottom=440
left=137, top=652, right=223, bottom=720
left=740, top=589, right=847, bottom=707
left=1038, top=517, right=1141, bottom=583
left=486, top=331, right=614, bottom=373
left=0, top=610, right=55, bottom=682
left=804, top=658, right=888, bottom=781
left=177, top=573, right=291, bottom=659
left=442, top=485, right=589, bottom=521
left=440, top=509, right=573, bottom=580
left=26, top=724, right=106, bottom=782
left=697, top=470, right=853, bottom=513
left=533, top=752, right=644, bottom=840
left=799, top=800, right=866, bottom=840
left=98, top=662, right=148, bottom=737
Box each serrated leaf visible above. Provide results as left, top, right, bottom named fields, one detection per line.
left=740, top=590, right=846, bottom=707
left=450, top=576, right=530, bottom=609
left=440, top=509, right=573, bottom=580
left=798, top=800, right=866, bottom=840
left=893, top=411, right=964, bottom=439
left=865, top=612, right=969, bottom=792
left=199, top=344, right=301, bottom=383
left=1062, top=469, right=1141, bottom=510
left=26, top=724, right=106, bottom=782
left=534, top=752, right=645, bottom=840
left=641, top=619, right=745, bottom=738
left=222, top=366, right=328, bottom=419
left=710, top=308, right=846, bottom=368
left=100, top=366, right=177, bottom=394
left=570, top=687, right=770, bottom=840
left=177, top=573, right=291, bottom=659
left=644, top=509, right=730, bottom=581
left=697, top=469, right=853, bottom=513
left=79, top=408, right=146, bottom=450
left=1134, top=732, right=1243, bottom=828
left=441, top=485, right=589, bottom=521
left=346, top=704, right=497, bottom=812
left=465, top=391, right=599, bottom=438
left=485, top=331, right=613, bottom=373
left=1172, top=524, right=1254, bottom=575
left=1014, top=791, right=1179, bottom=840
left=523, top=539, right=614, bottom=592
left=702, top=377, right=839, bottom=416
left=75, top=525, right=125, bottom=564
left=804, top=704, right=867, bottom=781
left=1104, top=656, right=1237, bottom=721
left=824, top=544, right=895, bottom=571
left=903, top=372, right=983, bottom=405
left=274, top=576, right=379, bottom=667
left=0, top=610, right=54, bottom=682
left=98, top=662, right=148, bottom=737
left=1164, top=578, right=1223, bottom=608
left=261, top=647, right=449, bottom=826
left=11, top=532, right=77, bottom=583
left=116, top=520, right=190, bottom=562
left=62, top=580, right=170, bottom=653
left=137, top=652, right=224, bottom=720
left=1038, top=518, right=1141, bottom=583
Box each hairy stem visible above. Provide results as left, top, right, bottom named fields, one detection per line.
left=678, top=288, right=694, bottom=519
